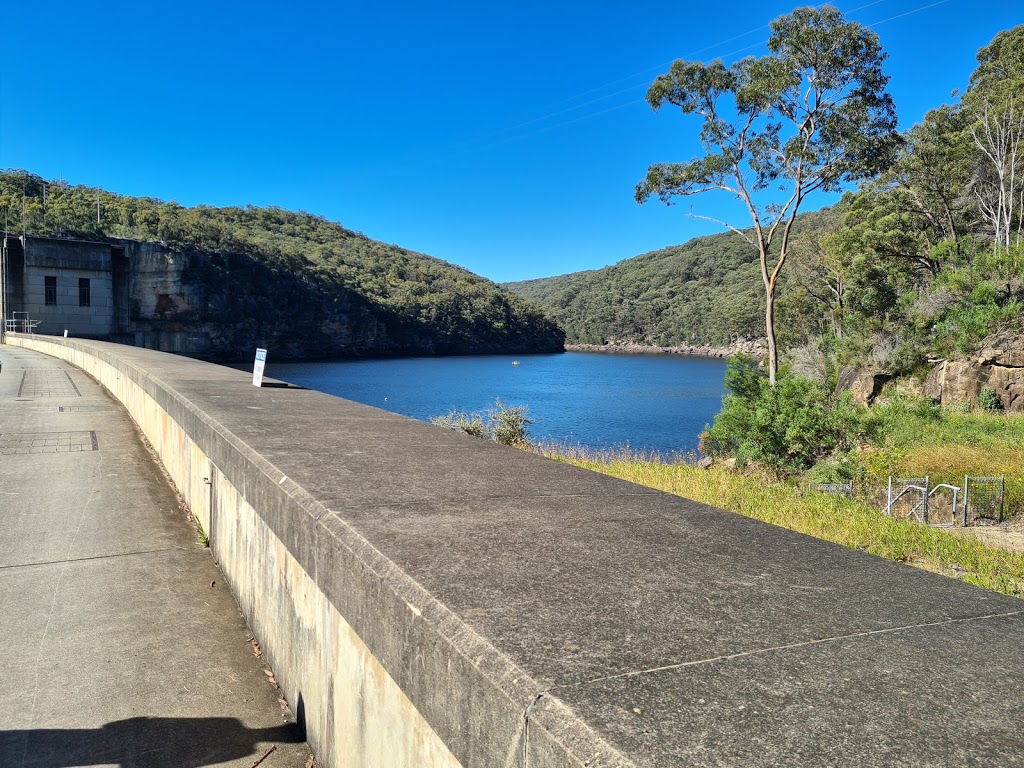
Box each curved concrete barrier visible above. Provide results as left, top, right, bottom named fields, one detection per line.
left=7, top=334, right=1024, bottom=768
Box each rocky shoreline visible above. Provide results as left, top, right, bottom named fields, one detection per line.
left=565, top=339, right=767, bottom=359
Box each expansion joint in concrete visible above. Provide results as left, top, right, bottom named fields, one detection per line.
left=543, top=608, right=1024, bottom=694
left=0, top=545, right=198, bottom=571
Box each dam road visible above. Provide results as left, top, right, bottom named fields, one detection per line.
left=0, top=345, right=312, bottom=767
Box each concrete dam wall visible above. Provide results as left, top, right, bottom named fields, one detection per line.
left=6, top=334, right=1024, bottom=767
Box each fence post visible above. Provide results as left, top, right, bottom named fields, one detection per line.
left=887, top=476, right=893, bottom=517
left=923, top=476, right=930, bottom=524
left=963, top=475, right=970, bottom=527
left=1001, top=475, right=1006, bottom=522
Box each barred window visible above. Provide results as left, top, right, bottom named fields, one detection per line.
left=79, top=278, right=91, bottom=307
left=45, top=276, right=57, bottom=306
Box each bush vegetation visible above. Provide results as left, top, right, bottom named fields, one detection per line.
left=703, top=355, right=1024, bottom=515
left=432, top=399, right=532, bottom=447
left=0, top=169, right=565, bottom=356
left=701, top=355, right=861, bottom=474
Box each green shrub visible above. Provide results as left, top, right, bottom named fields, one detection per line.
left=431, top=410, right=488, bottom=438
left=704, top=355, right=861, bottom=474
left=490, top=399, right=532, bottom=447
left=979, top=388, right=1003, bottom=413
left=431, top=399, right=532, bottom=447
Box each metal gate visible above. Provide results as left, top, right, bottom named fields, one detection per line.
left=887, top=477, right=929, bottom=523
left=963, top=476, right=1006, bottom=526
left=886, top=475, right=1004, bottom=527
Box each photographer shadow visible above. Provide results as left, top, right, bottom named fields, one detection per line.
left=0, top=714, right=306, bottom=768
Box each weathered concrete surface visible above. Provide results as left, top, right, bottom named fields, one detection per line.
left=0, top=345, right=311, bottom=767
left=6, top=335, right=1024, bottom=767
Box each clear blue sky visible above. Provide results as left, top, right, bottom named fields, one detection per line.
left=1, top=1, right=1020, bottom=283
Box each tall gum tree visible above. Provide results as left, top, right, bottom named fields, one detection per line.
left=636, top=5, right=900, bottom=384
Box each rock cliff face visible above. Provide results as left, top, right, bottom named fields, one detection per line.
left=117, top=240, right=564, bottom=362
left=835, top=368, right=893, bottom=405
left=923, top=332, right=1024, bottom=412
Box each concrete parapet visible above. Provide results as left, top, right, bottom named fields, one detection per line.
left=6, top=333, right=1024, bottom=767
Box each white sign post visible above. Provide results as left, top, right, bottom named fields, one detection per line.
left=252, top=348, right=268, bottom=387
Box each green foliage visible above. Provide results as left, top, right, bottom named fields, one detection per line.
left=847, top=398, right=1024, bottom=516
left=505, top=229, right=764, bottom=346
left=431, top=410, right=489, bottom=439
left=964, top=25, right=1024, bottom=113
left=505, top=209, right=838, bottom=349
left=703, top=355, right=861, bottom=473
left=490, top=399, right=532, bottom=447
left=431, top=399, right=532, bottom=447
left=979, top=388, right=1003, bottom=412
left=0, top=169, right=564, bottom=357
left=636, top=4, right=900, bottom=383
left=512, top=25, right=1024, bottom=388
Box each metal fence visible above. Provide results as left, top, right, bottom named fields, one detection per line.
left=887, top=477, right=929, bottom=523
left=963, top=475, right=1006, bottom=526
left=886, top=475, right=1004, bottom=528
left=4, top=312, right=40, bottom=333
left=814, top=480, right=854, bottom=497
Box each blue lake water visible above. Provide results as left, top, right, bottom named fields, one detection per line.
left=264, top=352, right=727, bottom=456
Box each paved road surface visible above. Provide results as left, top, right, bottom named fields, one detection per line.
left=0, top=345, right=313, bottom=768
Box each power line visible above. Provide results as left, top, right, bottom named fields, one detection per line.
left=368, top=0, right=953, bottom=177
left=456, top=0, right=898, bottom=148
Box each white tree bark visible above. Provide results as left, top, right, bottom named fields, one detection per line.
left=971, top=100, right=1024, bottom=250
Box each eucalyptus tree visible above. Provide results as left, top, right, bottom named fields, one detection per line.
left=636, top=5, right=900, bottom=384
left=962, top=26, right=1024, bottom=252
left=969, top=100, right=1024, bottom=251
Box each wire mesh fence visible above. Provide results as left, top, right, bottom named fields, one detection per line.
left=887, top=477, right=929, bottom=523
left=814, top=481, right=854, bottom=497
left=885, top=475, right=1005, bottom=528
left=963, top=476, right=1006, bottom=526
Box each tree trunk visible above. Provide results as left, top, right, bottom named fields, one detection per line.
left=765, top=278, right=778, bottom=386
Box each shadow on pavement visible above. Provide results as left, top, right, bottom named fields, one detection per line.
left=0, top=716, right=305, bottom=768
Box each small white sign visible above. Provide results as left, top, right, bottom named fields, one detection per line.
left=252, top=348, right=268, bottom=387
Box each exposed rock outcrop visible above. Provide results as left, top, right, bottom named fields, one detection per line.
left=923, top=332, right=1024, bottom=412
left=565, top=338, right=767, bottom=359
left=835, top=367, right=893, bottom=405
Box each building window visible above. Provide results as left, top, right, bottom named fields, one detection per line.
left=79, top=278, right=91, bottom=307
left=45, top=276, right=57, bottom=305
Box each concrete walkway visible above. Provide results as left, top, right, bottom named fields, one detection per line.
left=0, top=345, right=312, bottom=768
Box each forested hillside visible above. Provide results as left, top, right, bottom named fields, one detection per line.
left=0, top=171, right=564, bottom=357
left=773, top=23, right=1024, bottom=381
left=508, top=23, right=1024, bottom=386
left=504, top=207, right=838, bottom=347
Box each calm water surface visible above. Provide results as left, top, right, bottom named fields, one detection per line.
left=265, top=352, right=727, bottom=456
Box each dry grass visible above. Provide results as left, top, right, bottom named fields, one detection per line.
left=861, top=409, right=1024, bottom=514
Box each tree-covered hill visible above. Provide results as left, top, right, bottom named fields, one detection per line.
left=508, top=22, right=1024, bottom=386
left=504, top=207, right=839, bottom=348
left=0, top=171, right=564, bottom=357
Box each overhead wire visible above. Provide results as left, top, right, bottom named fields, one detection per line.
left=373, top=0, right=954, bottom=174
left=474, top=0, right=954, bottom=148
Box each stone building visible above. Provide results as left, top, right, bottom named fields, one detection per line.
left=1, top=235, right=128, bottom=338
left=1, top=233, right=210, bottom=355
